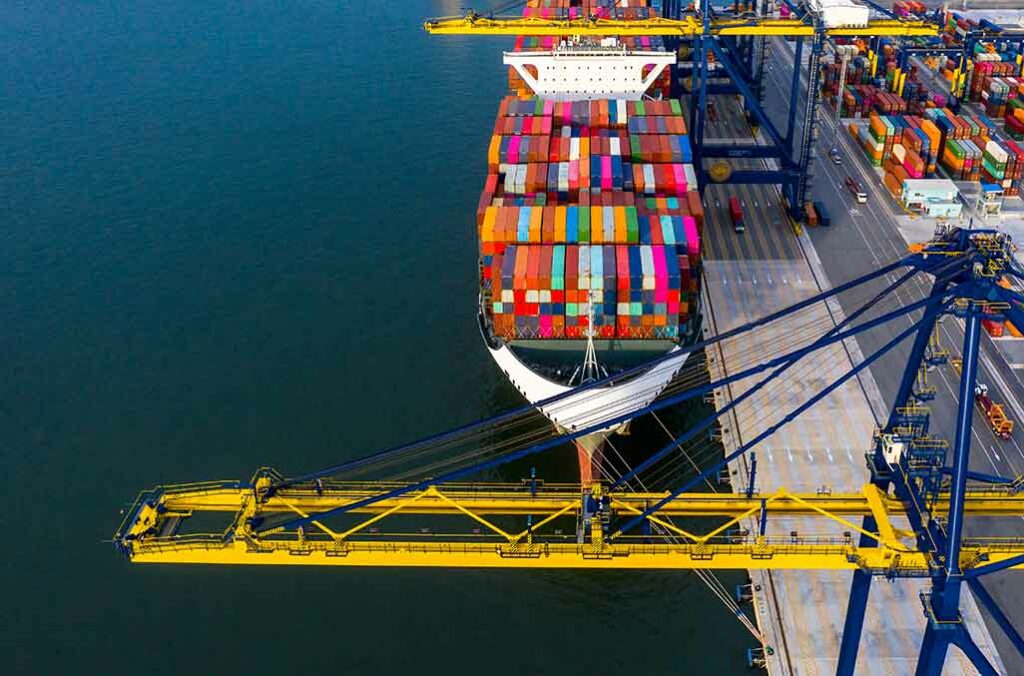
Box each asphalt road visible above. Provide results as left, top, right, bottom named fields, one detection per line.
left=754, top=35, right=1024, bottom=673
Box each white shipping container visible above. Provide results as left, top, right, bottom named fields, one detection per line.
left=643, top=164, right=656, bottom=194
left=807, top=0, right=869, bottom=28
left=986, top=140, right=1009, bottom=164
left=616, top=99, right=627, bottom=124
left=603, top=206, right=615, bottom=241
left=610, top=137, right=621, bottom=156
left=640, top=246, right=655, bottom=290
left=683, top=163, right=698, bottom=190
left=570, top=137, right=580, bottom=161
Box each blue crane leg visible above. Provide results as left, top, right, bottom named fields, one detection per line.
left=835, top=520, right=876, bottom=676
left=945, top=310, right=981, bottom=576
left=916, top=624, right=950, bottom=676
left=785, top=37, right=802, bottom=155
left=916, top=309, right=982, bottom=675
left=883, top=294, right=947, bottom=431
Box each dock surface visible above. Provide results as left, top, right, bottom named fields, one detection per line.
left=695, top=85, right=1005, bottom=673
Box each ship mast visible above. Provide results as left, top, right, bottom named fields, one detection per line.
left=581, top=289, right=601, bottom=384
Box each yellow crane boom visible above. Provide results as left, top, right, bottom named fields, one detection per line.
left=115, top=474, right=1024, bottom=571
left=422, top=14, right=939, bottom=38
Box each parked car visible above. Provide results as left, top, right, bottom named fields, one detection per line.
left=845, top=176, right=868, bottom=204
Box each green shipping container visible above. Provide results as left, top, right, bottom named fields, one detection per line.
left=982, top=158, right=1005, bottom=179
left=578, top=207, right=590, bottom=242
left=626, top=207, right=639, bottom=243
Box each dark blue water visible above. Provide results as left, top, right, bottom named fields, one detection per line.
left=2, top=2, right=748, bottom=672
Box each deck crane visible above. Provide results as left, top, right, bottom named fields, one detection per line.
left=116, top=228, right=1024, bottom=675
left=423, top=1, right=939, bottom=221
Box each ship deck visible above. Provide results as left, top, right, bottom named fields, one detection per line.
left=694, top=86, right=1004, bottom=673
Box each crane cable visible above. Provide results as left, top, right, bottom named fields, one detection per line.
left=600, top=435, right=766, bottom=644
left=388, top=290, right=905, bottom=485
left=383, top=304, right=846, bottom=481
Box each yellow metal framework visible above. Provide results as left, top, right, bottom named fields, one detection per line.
left=422, top=15, right=939, bottom=38
left=116, top=474, right=1024, bottom=570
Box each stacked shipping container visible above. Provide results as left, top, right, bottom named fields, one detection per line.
left=481, top=96, right=702, bottom=341
left=848, top=107, right=1024, bottom=198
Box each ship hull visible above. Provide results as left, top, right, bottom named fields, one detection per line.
left=485, top=331, right=690, bottom=481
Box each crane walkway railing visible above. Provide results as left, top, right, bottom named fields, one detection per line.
left=422, top=15, right=940, bottom=38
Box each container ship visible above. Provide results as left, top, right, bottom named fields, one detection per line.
left=474, top=0, right=706, bottom=481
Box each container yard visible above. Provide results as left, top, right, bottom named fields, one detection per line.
left=816, top=6, right=1024, bottom=214
left=109, top=3, right=1024, bottom=676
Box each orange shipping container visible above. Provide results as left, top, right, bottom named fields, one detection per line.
left=529, top=207, right=542, bottom=243
left=482, top=206, right=497, bottom=241
left=591, top=206, right=604, bottom=244
left=555, top=206, right=567, bottom=242
left=541, top=207, right=554, bottom=243
left=614, top=206, right=627, bottom=242
left=488, top=135, right=501, bottom=170
left=883, top=171, right=902, bottom=198
left=686, top=192, right=704, bottom=230
left=919, top=118, right=941, bottom=149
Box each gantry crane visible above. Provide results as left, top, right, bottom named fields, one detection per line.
left=423, top=0, right=939, bottom=220
left=116, top=228, right=1024, bottom=675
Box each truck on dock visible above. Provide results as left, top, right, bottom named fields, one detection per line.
left=975, top=383, right=1014, bottom=440
left=814, top=200, right=831, bottom=227
left=729, top=196, right=744, bottom=232
left=804, top=202, right=818, bottom=226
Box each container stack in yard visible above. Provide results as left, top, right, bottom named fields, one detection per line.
left=935, top=12, right=1024, bottom=141
left=847, top=106, right=1024, bottom=202
left=481, top=96, right=702, bottom=341
left=823, top=9, right=1024, bottom=203
left=891, top=1, right=926, bottom=18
